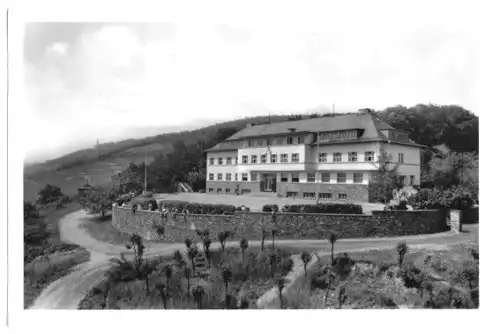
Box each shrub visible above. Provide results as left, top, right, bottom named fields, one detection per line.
left=407, top=186, right=475, bottom=210
left=157, top=200, right=237, bottom=215
left=130, top=197, right=158, bottom=211
left=281, top=203, right=362, bottom=214
left=384, top=201, right=408, bottom=211
left=142, top=191, right=154, bottom=198
left=262, top=204, right=279, bottom=212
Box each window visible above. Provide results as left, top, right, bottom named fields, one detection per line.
left=257, top=139, right=264, bottom=146
left=251, top=172, right=258, bottom=182
left=303, top=192, right=315, bottom=199
left=353, top=173, right=363, bottom=184
left=338, top=193, right=347, bottom=200
left=225, top=188, right=231, bottom=193
left=291, top=153, right=299, bottom=163
left=281, top=173, right=289, bottom=182
left=318, top=152, right=327, bottom=163
left=337, top=172, right=346, bottom=183
left=298, top=136, right=304, bottom=144
left=235, top=173, right=238, bottom=181
left=242, top=173, right=248, bottom=181
left=209, top=173, right=214, bottom=181
left=333, top=152, right=342, bottom=162
left=280, top=154, right=288, bottom=163
left=235, top=156, right=238, bottom=164
left=399, top=175, right=406, bottom=185
left=319, top=193, right=332, bottom=200
left=307, top=173, right=316, bottom=182
left=209, top=158, right=214, bottom=165
left=217, top=188, right=222, bottom=193
left=242, top=155, right=248, bottom=164
left=218, top=157, right=224, bottom=165
left=226, top=173, right=232, bottom=181
left=286, top=191, right=299, bottom=198
left=364, top=151, right=374, bottom=162
left=398, top=153, right=404, bottom=163
left=261, top=154, right=267, bottom=163
left=287, top=137, right=294, bottom=144
left=251, top=155, right=257, bottom=164
left=226, top=157, right=232, bottom=165
left=275, top=137, right=284, bottom=145
left=410, top=175, right=415, bottom=185
left=271, top=154, right=277, bottom=163
left=208, top=188, right=214, bottom=193
left=348, top=152, right=358, bottom=162
left=291, top=172, right=299, bottom=182
left=321, top=172, right=331, bottom=183
left=217, top=173, right=223, bottom=181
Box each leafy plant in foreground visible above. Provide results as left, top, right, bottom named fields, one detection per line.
left=203, top=237, right=212, bottom=268
left=188, top=247, right=199, bottom=276
left=192, top=285, right=205, bottom=309
left=240, top=238, right=249, bottom=263
left=217, top=231, right=229, bottom=253
left=275, top=275, right=285, bottom=309
left=396, top=241, right=408, bottom=268
left=328, top=232, right=338, bottom=265
left=301, top=251, right=312, bottom=277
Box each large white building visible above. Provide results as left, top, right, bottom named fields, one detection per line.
left=205, top=110, right=425, bottom=202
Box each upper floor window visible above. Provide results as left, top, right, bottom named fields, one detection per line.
left=398, top=153, right=404, bottom=163
left=209, top=173, right=214, bottom=181
left=337, top=172, right=346, bottom=183
left=209, top=158, right=214, bottom=165
left=242, top=173, right=248, bottom=181
left=218, top=157, right=224, bottom=165
left=226, top=157, right=232, bottom=165
left=348, top=152, right=358, bottom=162
left=291, top=153, right=299, bottom=163
left=287, top=137, right=294, bottom=145
left=333, top=153, right=342, bottom=162
left=275, top=137, right=284, bottom=145
left=307, top=173, right=316, bottom=182
left=251, top=155, right=257, bottom=164
left=217, top=173, right=223, bottom=181
left=364, top=151, right=374, bottom=162
left=235, top=156, right=238, bottom=164
left=280, top=154, right=288, bottom=163
left=242, top=155, right=248, bottom=164
left=271, top=154, right=277, bottom=163
left=298, top=136, right=304, bottom=144
left=226, top=173, right=232, bottom=181
left=318, top=153, right=327, bottom=163
left=320, top=130, right=358, bottom=141
left=260, top=154, right=267, bottom=164
left=291, top=172, right=300, bottom=182
left=353, top=173, right=363, bottom=184
left=235, top=173, right=238, bottom=181
left=321, top=172, right=331, bottom=183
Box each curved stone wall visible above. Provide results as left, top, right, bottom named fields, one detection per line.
left=112, top=206, right=448, bottom=242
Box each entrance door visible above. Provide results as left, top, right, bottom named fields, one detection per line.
left=262, top=173, right=277, bottom=192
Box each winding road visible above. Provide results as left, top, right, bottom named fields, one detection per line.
left=30, top=210, right=478, bottom=309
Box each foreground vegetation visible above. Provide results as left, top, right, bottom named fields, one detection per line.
left=79, top=233, right=294, bottom=309
left=280, top=242, right=479, bottom=309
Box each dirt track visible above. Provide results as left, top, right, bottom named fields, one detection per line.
left=30, top=210, right=478, bottom=309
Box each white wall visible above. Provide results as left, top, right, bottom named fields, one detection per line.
left=381, top=143, right=421, bottom=185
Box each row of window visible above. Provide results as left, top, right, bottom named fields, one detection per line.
left=209, top=157, right=238, bottom=165
left=208, top=172, right=365, bottom=184
left=206, top=188, right=350, bottom=200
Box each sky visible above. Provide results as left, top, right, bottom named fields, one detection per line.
left=23, top=2, right=484, bottom=163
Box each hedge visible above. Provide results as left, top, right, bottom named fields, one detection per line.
left=262, top=204, right=279, bottom=212
left=130, top=196, right=158, bottom=211
left=157, top=200, right=237, bottom=215
left=281, top=203, right=363, bottom=214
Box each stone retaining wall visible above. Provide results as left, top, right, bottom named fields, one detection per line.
left=112, top=206, right=448, bottom=242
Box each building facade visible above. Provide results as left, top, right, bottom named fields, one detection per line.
left=205, top=110, right=425, bottom=202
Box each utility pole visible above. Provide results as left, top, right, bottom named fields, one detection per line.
left=316, top=131, right=320, bottom=204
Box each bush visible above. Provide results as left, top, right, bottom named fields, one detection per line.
left=407, top=186, right=475, bottom=210
left=130, top=197, right=158, bottom=211
left=158, top=200, right=237, bottom=215
left=281, top=203, right=362, bottom=214
left=262, top=204, right=279, bottom=212
left=384, top=200, right=408, bottom=211
left=142, top=191, right=154, bottom=198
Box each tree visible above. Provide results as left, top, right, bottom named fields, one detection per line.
left=155, top=283, right=168, bottom=309
left=396, top=242, right=408, bottom=268
left=240, top=238, right=249, bottom=262
left=217, top=231, right=229, bottom=253
left=161, top=264, right=173, bottom=298
left=260, top=228, right=267, bottom=252
left=202, top=237, right=212, bottom=268
left=275, top=275, right=286, bottom=309
left=126, top=234, right=145, bottom=275
left=336, top=284, right=347, bottom=309
left=24, top=202, right=39, bottom=220
left=221, top=266, right=232, bottom=308
left=36, top=184, right=66, bottom=207
left=328, top=232, right=338, bottom=265
left=184, top=238, right=192, bottom=251
left=187, top=247, right=198, bottom=276
left=192, top=285, right=205, bottom=309
left=301, top=251, right=312, bottom=277
left=79, top=186, right=118, bottom=217
left=368, top=151, right=403, bottom=204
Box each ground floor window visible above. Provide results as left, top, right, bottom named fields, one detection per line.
left=242, top=173, right=248, bottom=181
left=225, top=188, right=230, bottom=193
left=353, top=172, right=363, bottom=183
left=410, top=175, right=415, bottom=185
left=209, top=173, right=214, bottom=181
left=338, top=193, right=347, bottom=200
left=337, top=172, right=346, bottom=183
left=251, top=172, right=258, bottom=182
left=321, top=172, right=331, bottom=183
left=286, top=191, right=299, bottom=198
left=217, top=173, right=223, bottom=181
left=307, top=173, right=316, bottom=182
left=226, top=173, right=232, bottom=181
left=235, top=173, right=238, bottom=181
left=208, top=188, right=214, bottom=193
left=303, top=192, right=315, bottom=199
left=319, top=193, right=332, bottom=200
left=291, top=172, right=300, bottom=182
left=280, top=173, right=288, bottom=182
left=217, top=188, right=222, bottom=193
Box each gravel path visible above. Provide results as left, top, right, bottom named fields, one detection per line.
left=30, top=210, right=478, bottom=309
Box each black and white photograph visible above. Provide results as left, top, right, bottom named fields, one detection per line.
left=5, top=0, right=497, bottom=331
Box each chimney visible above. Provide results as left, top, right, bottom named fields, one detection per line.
left=246, top=122, right=255, bottom=128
